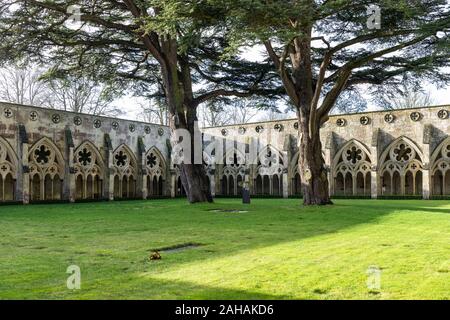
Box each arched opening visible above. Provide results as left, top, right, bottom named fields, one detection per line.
left=221, top=176, right=228, bottom=196
left=53, top=175, right=62, bottom=200
left=433, top=171, right=444, bottom=195
left=152, top=176, right=158, bottom=196
left=31, top=174, right=40, bottom=201
left=177, top=176, right=186, bottom=196
left=44, top=174, right=53, bottom=200
left=344, top=172, right=353, bottom=195
left=381, top=171, right=391, bottom=195
left=335, top=172, right=345, bottom=196
left=405, top=171, right=414, bottom=195
left=415, top=171, right=423, bottom=196
left=392, top=171, right=401, bottom=195
left=445, top=173, right=450, bottom=195
left=293, top=173, right=302, bottom=196
left=76, top=175, right=83, bottom=200
left=356, top=172, right=365, bottom=195
left=86, top=175, right=93, bottom=199
left=121, top=176, right=128, bottom=198
left=256, top=175, right=263, bottom=195
left=158, top=177, right=164, bottom=196
left=263, top=175, right=270, bottom=195
left=273, top=175, right=280, bottom=196
left=1, top=173, right=15, bottom=201
left=229, top=175, right=235, bottom=196
left=237, top=175, right=243, bottom=196
left=129, top=176, right=136, bottom=198
left=113, top=175, right=120, bottom=198
left=94, top=175, right=102, bottom=199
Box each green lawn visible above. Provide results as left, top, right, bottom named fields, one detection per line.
left=0, top=199, right=448, bottom=300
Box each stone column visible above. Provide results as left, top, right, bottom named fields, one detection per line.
left=422, top=124, right=432, bottom=200
left=371, top=169, right=378, bottom=199
left=210, top=171, right=216, bottom=197
left=282, top=170, right=289, bottom=199
left=324, top=147, right=333, bottom=196
left=68, top=147, right=75, bottom=203
left=370, top=130, right=379, bottom=199
left=108, top=150, right=114, bottom=201
left=170, top=170, right=176, bottom=198
left=141, top=152, right=147, bottom=200
left=22, top=143, right=29, bottom=204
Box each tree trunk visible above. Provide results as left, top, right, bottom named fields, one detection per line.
left=179, top=163, right=213, bottom=203
left=298, top=114, right=333, bottom=206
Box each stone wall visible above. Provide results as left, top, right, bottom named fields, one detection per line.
left=202, top=106, right=450, bottom=199
left=0, top=101, right=449, bottom=203
left=0, top=102, right=171, bottom=203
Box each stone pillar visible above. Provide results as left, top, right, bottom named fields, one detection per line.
left=282, top=170, right=289, bottom=199
left=324, top=147, right=333, bottom=196
left=210, top=172, right=216, bottom=197
left=170, top=171, right=176, bottom=198
left=422, top=170, right=430, bottom=199
left=22, top=143, right=29, bottom=204
left=108, top=150, right=114, bottom=201
left=371, top=169, right=378, bottom=199
left=68, top=147, right=75, bottom=203
left=142, top=174, right=148, bottom=199
left=370, top=130, right=379, bottom=199
left=422, top=124, right=432, bottom=200
left=141, top=152, right=147, bottom=200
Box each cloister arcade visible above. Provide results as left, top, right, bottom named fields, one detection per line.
left=0, top=103, right=448, bottom=203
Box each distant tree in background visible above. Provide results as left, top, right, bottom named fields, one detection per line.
left=0, top=66, right=49, bottom=106
left=46, top=76, right=123, bottom=117
left=377, top=82, right=437, bottom=110
left=138, top=96, right=168, bottom=126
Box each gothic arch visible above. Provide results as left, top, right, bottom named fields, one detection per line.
left=74, top=141, right=105, bottom=200
left=430, top=137, right=450, bottom=196
left=145, top=146, right=166, bottom=197
left=221, top=149, right=247, bottom=196
left=255, top=145, right=285, bottom=196
left=28, top=137, right=65, bottom=201
left=332, top=139, right=372, bottom=196
left=112, top=144, right=137, bottom=199
left=379, top=136, right=423, bottom=196
left=0, top=136, right=18, bottom=201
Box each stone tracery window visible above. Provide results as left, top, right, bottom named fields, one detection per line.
left=28, top=137, right=64, bottom=201
left=112, top=145, right=137, bottom=199
left=333, top=140, right=372, bottom=196
left=74, top=142, right=104, bottom=200
left=0, top=137, right=18, bottom=202
left=379, top=138, right=423, bottom=196
left=255, top=146, right=285, bottom=196
left=431, top=137, right=450, bottom=196
left=221, top=150, right=247, bottom=196
left=145, top=147, right=166, bottom=197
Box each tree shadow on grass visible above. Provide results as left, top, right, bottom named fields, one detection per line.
left=62, top=276, right=286, bottom=300
left=337, top=200, right=450, bottom=215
